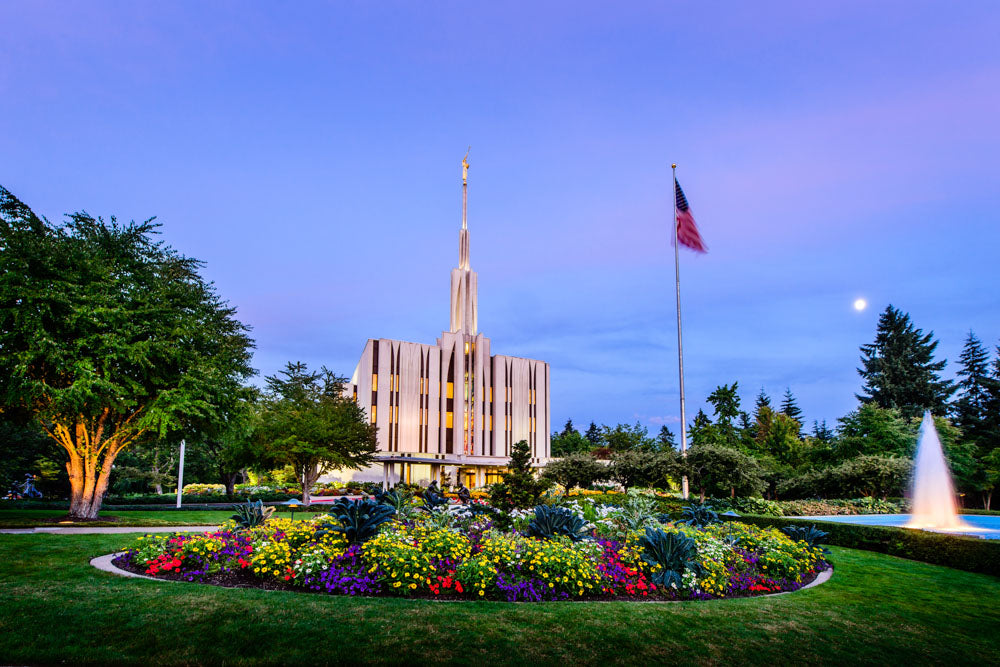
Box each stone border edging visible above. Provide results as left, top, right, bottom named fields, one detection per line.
left=91, top=552, right=834, bottom=601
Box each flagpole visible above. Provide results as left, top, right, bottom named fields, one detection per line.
left=672, top=163, right=690, bottom=500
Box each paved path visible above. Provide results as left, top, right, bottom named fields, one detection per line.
left=0, top=525, right=219, bottom=535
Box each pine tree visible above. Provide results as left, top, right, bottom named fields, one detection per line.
left=550, top=418, right=588, bottom=456
left=780, top=388, right=805, bottom=438
left=706, top=382, right=742, bottom=449
left=953, top=332, right=994, bottom=443
left=857, top=305, right=955, bottom=419
left=812, top=420, right=835, bottom=444
left=584, top=421, right=603, bottom=448
left=656, top=425, right=677, bottom=450
left=754, top=388, right=772, bottom=414
left=687, top=409, right=714, bottom=447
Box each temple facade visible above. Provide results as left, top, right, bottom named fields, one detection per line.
left=336, top=154, right=551, bottom=489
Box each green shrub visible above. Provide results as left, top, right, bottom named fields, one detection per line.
left=711, top=496, right=783, bottom=517
left=730, top=515, right=1000, bottom=577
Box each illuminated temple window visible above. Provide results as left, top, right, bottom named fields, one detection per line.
left=371, top=374, right=378, bottom=391
left=371, top=406, right=377, bottom=424
left=446, top=412, right=454, bottom=428
left=446, top=382, right=454, bottom=399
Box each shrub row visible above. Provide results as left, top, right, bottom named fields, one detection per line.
left=103, top=492, right=301, bottom=504
left=730, top=514, right=1000, bottom=577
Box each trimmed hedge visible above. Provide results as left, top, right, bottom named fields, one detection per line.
left=731, top=514, right=1000, bottom=577
left=0, top=499, right=339, bottom=512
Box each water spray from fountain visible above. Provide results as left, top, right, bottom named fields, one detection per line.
left=906, top=411, right=970, bottom=531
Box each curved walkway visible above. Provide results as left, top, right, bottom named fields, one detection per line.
left=1, top=525, right=218, bottom=535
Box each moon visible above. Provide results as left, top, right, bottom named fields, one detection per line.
left=854, top=298, right=867, bottom=311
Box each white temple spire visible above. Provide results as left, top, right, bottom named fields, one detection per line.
left=450, top=148, right=477, bottom=334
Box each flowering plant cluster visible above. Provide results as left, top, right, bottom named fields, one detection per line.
left=121, top=497, right=829, bottom=601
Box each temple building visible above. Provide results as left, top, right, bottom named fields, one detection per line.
left=337, top=153, right=551, bottom=489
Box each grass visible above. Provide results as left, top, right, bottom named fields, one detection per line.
left=0, top=536, right=998, bottom=666
left=0, top=509, right=314, bottom=528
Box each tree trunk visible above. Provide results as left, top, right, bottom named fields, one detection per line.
left=300, top=463, right=321, bottom=507
left=985, top=490, right=993, bottom=511
left=47, top=414, right=141, bottom=521
left=223, top=472, right=238, bottom=500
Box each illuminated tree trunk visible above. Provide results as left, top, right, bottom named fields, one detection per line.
left=299, top=463, right=321, bottom=507
left=47, top=411, right=142, bottom=520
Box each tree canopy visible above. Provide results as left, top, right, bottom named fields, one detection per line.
left=0, top=186, right=254, bottom=518
left=257, top=362, right=377, bottom=505
left=857, top=305, right=954, bottom=419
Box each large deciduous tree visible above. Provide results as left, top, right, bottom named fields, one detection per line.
left=682, top=443, right=765, bottom=501
left=257, top=362, right=377, bottom=506
left=857, top=305, right=954, bottom=419
left=542, top=452, right=605, bottom=492
left=0, top=186, right=254, bottom=519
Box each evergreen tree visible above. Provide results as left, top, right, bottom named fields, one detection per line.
left=952, top=332, right=995, bottom=443
left=583, top=421, right=603, bottom=448
left=857, top=305, right=955, bottom=419
left=656, top=425, right=677, bottom=450
left=812, top=420, right=835, bottom=444
left=687, top=409, right=714, bottom=447
left=489, top=440, right=548, bottom=510
left=780, top=388, right=805, bottom=438
left=706, top=382, right=742, bottom=449
left=560, top=418, right=579, bottom=438
left=746, top=388, right=772, bottom=441
left=754, top=388, right=772, bottom=414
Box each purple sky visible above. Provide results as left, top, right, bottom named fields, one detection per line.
left=3, top=1, right=999, bottom=433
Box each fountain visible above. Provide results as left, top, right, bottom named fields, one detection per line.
left=800, top=410, right=1000, bottom=539
left=905, top=411, right=970, bottom=531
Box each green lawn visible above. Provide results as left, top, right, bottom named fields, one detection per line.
left=0, top=536, right=998, bottom=665
left=0, top=509, right=313, bottom=528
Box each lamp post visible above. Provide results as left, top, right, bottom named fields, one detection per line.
left=282, top=498, right=305, bottom=521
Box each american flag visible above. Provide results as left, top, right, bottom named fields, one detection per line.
left=674, top=178, right=707, bottom=253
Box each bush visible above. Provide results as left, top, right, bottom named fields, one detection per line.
left=729, top=515, right=1000, bottom=577
left=488, top=440, right=550, bottom=511
left=777, top=456, right=912, bottom=500
left=710, top=496, right=783, bottom=517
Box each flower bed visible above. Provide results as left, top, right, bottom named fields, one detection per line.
left=115, top=496, right=830, bottom=602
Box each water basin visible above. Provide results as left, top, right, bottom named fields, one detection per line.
left=796, top=513, right=1000, bottom=540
